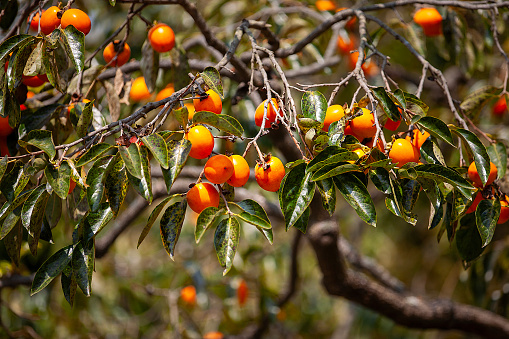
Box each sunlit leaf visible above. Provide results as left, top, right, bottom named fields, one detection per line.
left=195, top=206, right=225, bottom=243
left=214, top=216, right=240, bottom=275
left=475, top=199, right=500, bottom=248
left=141, top=133, right=168, bottom=169
left=160, top=199, right=187, bottom=260
left=31, top=245, right=74, bottom=295
left=138, top=195, right=177, bottom=248
left=18, top=129, right=56, bottom=159
left=161, top=139, right=191, bottom=193
left=487, top=142, right=507, bottom=179
left=192, top=111, right=243, bottom=136
left=451, top=128, right=491, bottom=186
left=201, top=67, right=223, bottom=98
left=333, top=173, right=376, bottom=226
left=60, top=25, right=85, bottom=73
left=301, top=91, right=327, bottom=122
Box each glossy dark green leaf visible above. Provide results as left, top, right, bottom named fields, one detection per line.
left=327, top=118, right=348, bottom=147
left=234, top=199, right=271, bottom=229
left=459, top=85, right=498, bottom=118
left=173, top=105, right=189, bottom=127
left=0, top=161, right=29, bottom=202
left=44, top=161, right=72, bottom=199
left=297, top=117, right=322, bottom=135
left=119, top=142, right=143, bottom=179
left=138, top=195, right=177, bottom=248
left=214, top=216, right=240, bottom=275
left=127, top=146, right=153, bottom=204
left=60, top=25, right=85, bottom=73
left=456, top=222, right=484, bottom=263
left=415, top=164, right=474, bottom=198
left=400, top=179, right=421, bottom=213
left=18, top=129, right=55, bottom=159
left=369, top=167, right=391, bottom=194
left=86, top=155, right=117, bottom=212
left=42, top=33, right=67, bottom=92
left=201, top=67, right=223, bottom=98
left=8, top=40, right=34, bottom=90
left=306, top=146, right=352, bottom=173
left=404, top=91, right=429, bottom=116
left=420, top=138, right=446, bottom=165
left=279, top=162, right=315, bottom=231
left=475, top=199, right=500, bottom=248
left=83, top=203, right=114, bottom=244
left=451, top=128, right=491, bottom=186
left=72, top=240, right=94, bottom=296
left=18, top=104, right=61, bottom=139
left=487, top=142, right=507, bottom=179
left=256, top=226, right=273, bottom=244
left=371, top=87, right=400, bottom=122
left=61, top=265, right=77, bottom=306
left=195, top=206, right=225, bottom=243
left=162, top=139, right=191, bottom=193
left=45, top=193, right=62, bottom=229
left=76, top=101, right=94, bottom=138
left=160, top=199, right=187, bottom=260
left=0, top=203, right=22, bottom=241
left=388, top=176, right=418, bottom=226
left=301, top=91, right=327, bottom=122
left=76, top=143, right=114, bottom=167
left=417, top=117, right=454, bottom=146
left=4, top=221, right=22, bottom=267
left=218, top=183, right=235, bottom=210
left=316, top=178, right=336, bottom=216
left=31, top=245, right=74, bottom=296
left=418, top=178, right=444, bottom=229
left=105, top=157, right=128, bottom=217
left=333, top=173, right=376, bottom=226
left=140, top=39, right=159, bottom=93
left=293, top=206, right=310, bottom=234
left=192, top=111, right=243, bottom=137
left=141, top=133, right=168, bottom=169
left=21, top=185, right=50, bottom=255
left=311, top=163, right=360, bottom=182
left=0, top=155, right=7, bottom=181
left=0, top=34, right=33, bottom=61
left=24, top=40, right=43, bottom=76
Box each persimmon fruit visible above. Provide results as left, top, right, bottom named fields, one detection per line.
left=187, top=183, right=220, bottom=214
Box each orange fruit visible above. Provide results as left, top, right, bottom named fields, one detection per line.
left=187, top=182, right=220, bottom=214
left=28, top=10, right=44, bottom=31
left=0, top=116, right=13, bottom=136
left=148, top=23, right=175, bottom=53
left=185, top=125, right=214, bottom=159
left=61, top=8, right=91, bottom=35
left=405, top=129, right=430, bottom=149
left=255, top=155, right=285, bottom=192
left=336, top=7, right=357, bottom=29
left=0, top=137, right=10, bottom=157
left=344, top=124, right=361, bottom=141
left=498, top=197, right=509, bottom=224
left=336, top=32, right=357, bottom=55
left=323, top=105, right=345, bottom=131
left=40, top=6, right=61, bottom=35
left=466, top=190, right=483, bottom=214
left=315, top=0, right=336, bottom=11
left=20, top=91, right=35, bottom=111
left=227, top=155, right=250, bottom=187
left=348, top=148, right=365, bottom=164
left=348, top=51, right=378, bottom=77
left=388, top=139, right=420, bottom=166
left=129, top=77, right=152, bottom=102
left=193, top=89, right=222, bottom=114
left=237, top=279, right=248, bottom=306
left=203, top=332, right=224, bottom=339
left=384, top=118, right=401, bottom=131
left=255, top=98, right=280, bottom=128
left=350, top=108, right=377, bottom=140
left=155, top=84, right=175, bottom=102
left=68, top=179, right=76, bottom=195
left=363, top=137, right=384, bottom=151
left=103, top=40, right=131, bottom=67
left=493, top=97, right=507, bottom=117
left=22, top=74, right=47, bottom=87
left=468, top=161, right=497, bottom=188
left=204, top=155, right=234, bottom=184
left=180, top=285, right=196, bottom=305
left=413, top=8, right=442, bottom=37
left=185, top=103, right=196, bottom=120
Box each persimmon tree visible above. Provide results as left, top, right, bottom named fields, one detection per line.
left=1, top=0, right=509, bottom=337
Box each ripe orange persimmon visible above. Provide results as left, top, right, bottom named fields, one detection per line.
left=155, top=84, right=175, bottom=102
left=148, top=23, right=175, bottom=53
left=384, top=112, right=402, bottom=131
left=348, top=148, right=366, bottom=164
left=350, top=108, right=377, bottom=140
left=466, top=190, right=483, bottom=214
left=336, top=7, right=357, bottom=29
left=68, top=179, right=76, bottom=195
left=493, top=97, right=507, bottom=117
left=187, top=183, right=220, bottom=214
left=40, top=6, right=61, bottom=35
left=103, top=40, right=131, bottom=67
left=405, top=129, right=430, bottom=150
left=237, top=279, right=248, bottom=306
left=323, top=105, right=345, bottom=131
left=61, top=8, right=91, bottom=35
left=28, top=10, right=44, bottom=31
left=20, top=91, right=35, bottom=111
left=0, top=116, right=13, bottom=136
left=315, top=0, right=336, bottom=11
left=180, top=285, right=197, bottom=305
left=203, top=332, right=224, bottom=339
left=413, top=8, right=443, bottom=37
left=227, top=155, right=250, bottom=187
left=185, top=103, right=196, bottom=120
left=348, top=51, right=378, bottom=77
left=498, top=198, right=509, bottom=224
left=468, top=161, right=497, bottom=187
left=67, top=99, right=91, bottom=115
left=389, top=139, right=420, bottom=166
left=185, top=125, right=214, bottom=159
left=129, top=77, right=152, bottom=102
left=344, top=124, right=361, bottom=141
left=204, top=155, right=234, bottom=184
left=255, top=98, right=280, bottom=128
left=336, top=32, right=357, bottom=55
left=255, top=155, right=285, bottom=192
left=22, top=74, right=47, bottom=87
left=193, top=89, right=222, bottom=114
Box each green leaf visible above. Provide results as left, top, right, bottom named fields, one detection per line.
left=333, top=173, right=376, bottom=226
left=83, top=203, right=114, bottom=243
left=451, top=128, right=491, bottom=186
left=417, top=117, right=454, bottom=147
left=404, top=91, right=429, bottom=116
left=0, top=34, right=34, bottom=61
left=0, top=155, right=7, bottom=181
left=279, top=162, right=315, bottom=231
left=311, top=163, right=361, bottom=182
left=201, top=67, right=223, bottom=98
left=418, top=178, right=444, bottom=229
left=233, top=199, right=271, bottom=229
left=487, top=142, right=507, bottom=179
left=293, top=206, right=310, bottom=233
left=387, top=177, right=418, bottom=226
left=306, top=146, right=352, bottom=173
left=214, top=216, right=240, bottom=275
left=327, top=118, right=348, bottom=147
left=195, top=206, right=225, bottom=243
left=18, top=129, right=56, bottom=159
left=141, top=134, right=168, bottom=169
left=371, top=87, right=400, bottom=122
left=456, top=221, right=484, bottom=263
left=45, top=193, right=62, bottom=229
left=86, top=155, right=117, bottom=212
left=192, top=111, right=243, bottom=137
left=44, top=161, right=72, bottom=199
left=256, top=226, right=273, bottom=244
left=301, top=91, right=327, bottom=122
left=160, top=199, right=187, bottom=260
left=76, top=101, right=94, bottom=138
left=72, top=240, right=94, bottom=296
left=162, top=139, right=192, bottom=193
left=415, top=164, right=474, bottom=198
left=24, top=40, right=43, bottom=76
left=76, top=143, right=114, bottom=167
left=4, top=222, right=22, bottom=267
left=61, top=265, right=77, bottom=306
left=316, top=178, right=337, bottom=216
left=140, top=39, right=159, bottom=93
left=173, top=105, right=189, bottom=127
left=138, top=195, right=177, bottom=248
left=475, top=199, right=500, bottom=248
left=127, top=146, right=153, bottom=204
left=42, top=36, right=65, bottom=92
left=18, top=104, right=61, bottom=139
left=420, top=139, right=446, bottom=166
left=0, top=161, right=30, bottom=202
left=459, top=85, right=499, bottom=118
left=119, top=142, right=143, bottom=179
left=218, top=183, right=235, bottom=210
left=8, top=39, right=34, bottom=90
left=60, top=25, right=85, bottom=73
left=21, top=185, right=50, bottom=255
left=369, top=167, right=391, bottom=194
left=31, top=245, right=74, bottom=295
left=105, top=157, right=128, bottom=217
